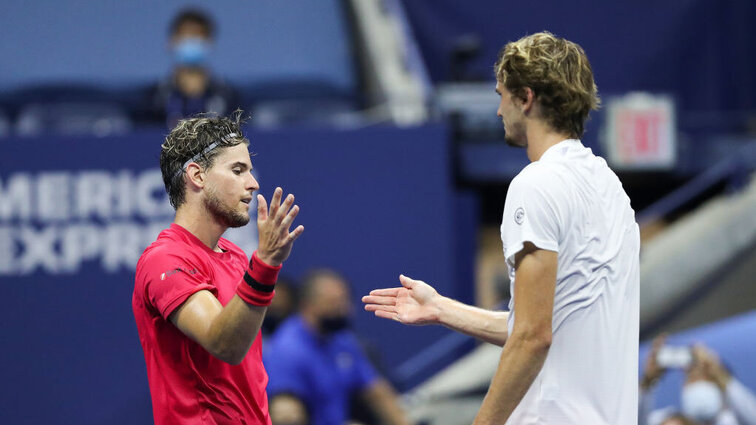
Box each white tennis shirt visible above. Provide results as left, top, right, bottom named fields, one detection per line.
left=500, top=139, right=640, bottom=425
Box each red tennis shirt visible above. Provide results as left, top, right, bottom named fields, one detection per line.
left=133, top=223, right=271, bottom=425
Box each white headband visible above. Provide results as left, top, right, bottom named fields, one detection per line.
left=174, top=132, right=239, bottom=178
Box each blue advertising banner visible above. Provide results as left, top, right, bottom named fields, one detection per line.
left=0, top=123, right=477, bottom=423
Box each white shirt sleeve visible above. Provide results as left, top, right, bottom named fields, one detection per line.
left=501, top=168, right=562, bottom=268
left=725, top=378, right=756, bottom=425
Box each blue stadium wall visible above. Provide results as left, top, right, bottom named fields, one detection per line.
left=0, top=124, right=478, bottom=423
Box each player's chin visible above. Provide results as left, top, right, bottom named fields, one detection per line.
left=228, top=211, right=251, bottom=228
left=504, top=135, right=524, bottom=148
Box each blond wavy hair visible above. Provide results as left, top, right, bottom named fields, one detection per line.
left=160, top=110, right=249, bottom=209
left=495, top=31, right=600, bottom=138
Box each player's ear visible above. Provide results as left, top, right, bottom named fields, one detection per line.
left=186, top=163, right=206, bottom=188
left=521, top=87, right=535, bottom=113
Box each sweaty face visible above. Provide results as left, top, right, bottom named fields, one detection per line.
left=496, top=81, right=527, bottom=148
left=202, top=144, right=258, bottom=228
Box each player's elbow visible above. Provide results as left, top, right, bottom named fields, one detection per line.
left=206, top=339, right=249, bottom=365
left=224, top=355, right=245, bottom=366
left=522, top=334, right=552, bottom=354
left=210, top=347, right=246, bottom=365
left=535, top=333, right=552, bottom=351
left=511, top=327, right=552, bottom=353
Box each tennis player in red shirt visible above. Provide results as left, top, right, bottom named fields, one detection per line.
left=133, top=112, right=304, bottom=425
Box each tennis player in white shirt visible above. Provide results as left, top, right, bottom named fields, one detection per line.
left=363, top=31, right=640, bottom=425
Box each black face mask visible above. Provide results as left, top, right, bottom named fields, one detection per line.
left=319, top=315, right=350, bottom=334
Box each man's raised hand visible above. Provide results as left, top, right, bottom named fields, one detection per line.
left=256, top=187, right=304, bottom=266
left=362, top=275, right=441, bottom=325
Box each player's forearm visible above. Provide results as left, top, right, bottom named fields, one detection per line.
left=436, top=296, right=509, bottom=346
left=204, top=251, right=279, bottom=364
left=205, top=296, right=267, bottom=365
left=473, top=332, right=550, bottom=425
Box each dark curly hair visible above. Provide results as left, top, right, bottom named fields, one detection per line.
left=495, top=31, right=601, bottom=138
left=169, top=8, right=215, bottom=38
left=160, top=111, right=249, bottom=209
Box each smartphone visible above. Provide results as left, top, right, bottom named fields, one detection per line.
left=656, top=345, right=692, bottom=369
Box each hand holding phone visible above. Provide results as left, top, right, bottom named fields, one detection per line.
left=656, top=345, right=692, bottom=369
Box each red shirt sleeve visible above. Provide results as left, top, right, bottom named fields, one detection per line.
left=140, top=250, right=217, bottom=319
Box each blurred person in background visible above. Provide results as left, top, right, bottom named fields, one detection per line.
left=641, top=336, right=756, bottom=425
left=363, top=32, right=639, bottom=425
left=269, top=392, right=309, bottom=425
left=261, top=276, right=298, bottom=339
left=133, top=112, right=303, bottom=424
left=151, top=8, right=240, bottom=128
left=264, top=269, right=412, bottom=425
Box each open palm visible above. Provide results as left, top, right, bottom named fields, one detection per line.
left=362, top=275, right=441, bottom=325
left=256, top=187, right=304, bottom=266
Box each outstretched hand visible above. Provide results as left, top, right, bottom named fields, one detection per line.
left=362, top=275, right=441, bottom=325
left=256, top=187, right=304, bottom=266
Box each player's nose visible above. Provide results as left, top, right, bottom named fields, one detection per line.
left=247, top=173, right=260, bottom=192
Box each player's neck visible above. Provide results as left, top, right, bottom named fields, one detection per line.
left=524, top=122, right=573, bottom=162
left=174, top=205, right=227, bottom=252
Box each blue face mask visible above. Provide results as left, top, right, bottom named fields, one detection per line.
left=681, top=381, right=723, bottom=423
left=173, top=38, right=210, bottom=67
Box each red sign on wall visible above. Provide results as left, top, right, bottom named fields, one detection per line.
left=604, top=93, right=676, bottom=169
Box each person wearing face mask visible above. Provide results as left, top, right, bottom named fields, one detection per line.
left=640, top=335, right=756, bottom=425
left=261, top=277, right=298, bottom=339
left=264, top=269, right=413, bottom=425
left=150, top=8, right=241, bottom=128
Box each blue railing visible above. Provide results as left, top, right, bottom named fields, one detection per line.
left=636, top=141, right=756, bottom=226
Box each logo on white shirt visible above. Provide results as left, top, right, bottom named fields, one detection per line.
left=514, top=207, right=525, bottom=225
